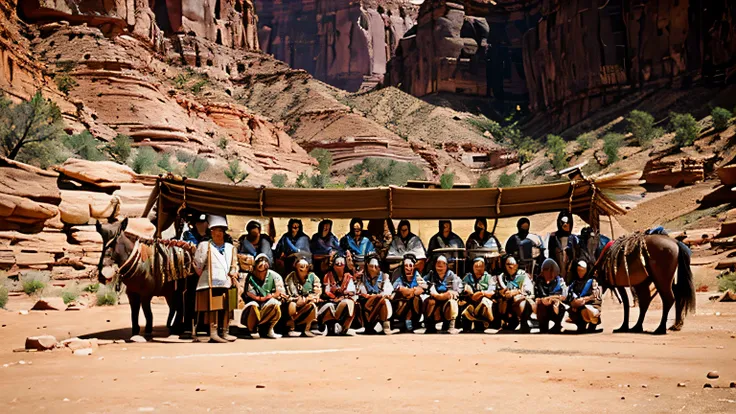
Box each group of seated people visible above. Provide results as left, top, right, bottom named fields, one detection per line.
left=185, top=212, right=604, bottom=342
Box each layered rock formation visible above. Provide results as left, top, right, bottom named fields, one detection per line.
left=388, top=0, right=736, bottom=130
left=256, top=0, right=417, bottom=91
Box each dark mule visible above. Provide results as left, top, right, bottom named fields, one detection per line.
left=595, top=234, right=695, bottom=335
left=96, top=218, right=190, bottom=338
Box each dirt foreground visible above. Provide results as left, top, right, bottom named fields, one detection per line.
left=1, top=294, right=735, bottom=413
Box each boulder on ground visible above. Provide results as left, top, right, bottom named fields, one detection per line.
left=25, top=335, right=57, bottom=351
left=55, top=159, right=137, bottom=190
left=31, top=297, right=67, bottom=311
left=59, top=201, right=91, bottom=225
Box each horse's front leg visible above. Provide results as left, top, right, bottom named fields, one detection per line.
left=142, top=297, right=154, bottom=337
left=128, top=292, right=141, bottom=337
left=613, top=286, right=630, bottom=333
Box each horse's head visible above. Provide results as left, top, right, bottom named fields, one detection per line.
left=96, top=218, right=133, bottom=284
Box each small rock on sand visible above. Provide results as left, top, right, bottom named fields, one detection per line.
left=25, top=335, right=57, bottom=351
left=703, top=383, right=713, bottom=388
left=677, top=382, right=687, bottom=387
left=73, top=348, right=94, bottom=356
left=129, top=335, right=147, bottom=343
left=31, top=298, right=66, bottom=311
left=707, top=371, right=720, bottom=379
left=256, top=385, right=265, bottom=389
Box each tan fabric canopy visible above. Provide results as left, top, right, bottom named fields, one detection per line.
left=144, top=172, right=635, bottom=234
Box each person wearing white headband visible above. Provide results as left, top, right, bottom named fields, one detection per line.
left=283, top=257, right=321, bottom=337
left=240, top=253, right=287, bottom=339
left=566, top=259, right=602, bottom=333
left=318, top=254, right=358, bottom=336
left=424, top=255, right=462, bottom=334
left=391, top=254, right=428, bottom=333
left=535, top=258, right=568, bottom=334
left=356, top=254, right=395, bottom=335
left=461, top=256, right=499, bottom=333
left=192, top=214, right=238, bottom=343
left=497, top=254, right=535, bottom=333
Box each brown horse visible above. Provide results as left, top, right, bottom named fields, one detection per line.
left=595, top=233, right=695, bottom=335
left=96, top=218, right=191, bottom=338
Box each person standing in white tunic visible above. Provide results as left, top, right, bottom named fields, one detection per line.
left=193, top=215, right=238, bottom=343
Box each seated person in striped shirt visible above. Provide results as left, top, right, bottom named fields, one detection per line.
left=423, top=255, right=462, bottom=334
left=356, top=253, right=394, bottom=335
left=391, top=254, right=428, bottom=333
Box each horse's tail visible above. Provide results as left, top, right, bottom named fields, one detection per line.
left=674, top=240, right=696, bottom=315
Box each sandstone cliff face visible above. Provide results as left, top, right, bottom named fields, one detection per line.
left=388, top=0, right=736, bottom=130
left=256, top=0, right=417, bottom=92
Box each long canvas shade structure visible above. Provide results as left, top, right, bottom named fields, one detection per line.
left=142, top=173, right=635, bottom=235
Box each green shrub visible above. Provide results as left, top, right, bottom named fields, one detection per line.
left=602, top=133, right=624, bottom=164
left=475, top=175, right=492, bottom=188
left=546, top=134, right=567, bottom=171
left=497, top=172, right=518, bottom=188
left=439, top=171, right=455, bottom=189
left=345, top=158, right=425, bottom=187
left=0, top=285, right=8, bottom=309
left=184, top=156, right=208, bottom=178
left=83, top=283, right=100, bottom=293
left=575, top=132, right=595, bottom=151
left=21, top=272, right=49, bottom=296
left=224, top=159, right=248, bottom=184
left=190, top=78, right=209, bottom=94
left=157, top=153, right=176, bottom=173
left=669, top=113, right=699, bottom=146
left=217, top=136, right=229, bottom=151
left=16, top=140, right=69, bottom=169
left=106, top=134, right=132, bottom=163
left=627, top=110, right=662, bottom=147
left=531, top=160, right=553, bottom=177
left=309, top=148, right=333, bottom=175
left=718, top=271, right=736, bottom=293
left=61, top=290, right=79, bottom=305
left=466, top=116, right=502, bottom=136
left=96, top=286, right=117, bottom=306
left=271, top=173, right=287, bottom=188
left=54, top=73, right=78, bottom=95
left=175, top=150, right=194, bottom=163
left=1, top=91, right=66, bottom=160
left=711, top=107, right=732, bottom=131
left=130, top=147, right=159, bottom=174
left=62, top=130, right=107, bottom=161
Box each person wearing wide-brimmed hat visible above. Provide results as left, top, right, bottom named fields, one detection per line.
left=390, top=254, right=427, bottom=333
left=283, top=257, right=321, bottom=337
left=423, top=255, right=462, bottom=334
left=356, top=253, right=394, bottom=335
left=241, top=253, right=286, bottom=339
left=192, top=215, right=238, bottom=343
left=535, top=258, right=568, bottom=334
left=566, top=260, right=602, bottom=333
left=461, top=256, right=499, bottom=333
left=496, top=254, right=535, bottom=333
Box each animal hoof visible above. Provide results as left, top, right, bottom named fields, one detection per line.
left=630, top=325, right=644, bottom=334
left=652, top=328, right=667, bottom=335
left=669, top=324, right=682, bottom=332
left=613, top=327, right=629, bottom=334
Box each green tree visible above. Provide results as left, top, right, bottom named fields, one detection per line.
left=271, top=173, right=287, bottom=188
left=711, top=107, right=732, bottom=131
left=157, top=153, right=175, bottom=173
left=439, top=171, right=455, bottom=189
left=62, top=130, right=107, bottom=161
left=345, top=158, right=425, bottom=187
left=602, top=133, right=624, bottom=164
left=224, top=159, right=248, bottom=184
left=546, top=134, right=567, bottom=171
left=130, top=146, right=159, bottom=174
left=0, top=91, right=65, bottom=160
left=310, top=148, right=333, bottom=175
left=475, top=175, right=492, bottom=188
left=184, top=156, right=208, bottom=178
left=218, top=136, right=229, bottom=150
left=669, top=113, right=699, bottom=146
left=575, top=132, right=595, bottom=151
left=627, top=110, right=662, bottom=147
left=497, top=172, right=518, bottom=188
left=105, top=134, right=132, bottom=163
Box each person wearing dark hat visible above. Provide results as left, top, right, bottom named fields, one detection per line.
left=504, top=217, right=545, bottom=276
left=545, top=211, right=580, bottom=282
left=461, top=256, right=499, bottom=333
left=319, top=253, right=358, bottom=336
left=390, top=254, right=428, bottom=333
left=192, top=215, right=238, bottom=343
left=566, top=260, right=602, bottom=333
left=466, top=218, right=502, bottom=252
left=535, top=258, right=568, bottom=334
left=183, top=213, right=209, bottom=245
left=283, top=257, right=321, bottom=337
left=241, top=253, right=287, bottom=339
left=274, top=218, right=311, bottom=274
left=423, top=255, right=462, bottom=334
left=238, top=220, right=273, bottom=264
left=356, top=253, right=394, bottom=335
left=339, top=218, right=375, bottom=261
left=496, top=254, right=534, bottom=333
left=310, top=219, right=342, bottom=275
left=426, top=220, right=464, bottom=275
